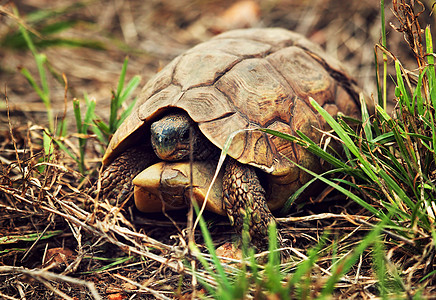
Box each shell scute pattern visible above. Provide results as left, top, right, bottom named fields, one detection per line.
left=104, top=28, right=359, bottom=183
left=214, top=58, right=295, bottom=126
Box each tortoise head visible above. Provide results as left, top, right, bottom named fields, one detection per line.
left=150, top=112, right=220, bottom=162
left=150, top=113, right=194, bottom=161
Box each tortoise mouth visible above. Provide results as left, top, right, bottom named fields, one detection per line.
left=153, top=144, right=191, bottom=161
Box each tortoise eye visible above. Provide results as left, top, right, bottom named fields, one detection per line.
left=180, top=129, right=190, bottom=142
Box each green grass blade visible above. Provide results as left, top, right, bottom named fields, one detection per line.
left=373, top=234, right=388, bottom=297
left=371, top=131, right=394, bottom=144
left=107, top=57, right=139, bottom=134
left=425, top=27, right=436, bottom=166
left=376, top=105, right=416, bottom=172
left=426, top=27, right=436, bottom=105
left=395, top=60, right=412, bottom=113
left=310, top=98, right=379, bottom=183
left=374, top=49, right=383, bottom=107
left=91, top=121, right=107, bottom=145
left=72, top=98, right=89, bottom=174
left=376, top=169, right=414, bottom=212
left=413, top=67, right=426, bottom=116
left=39, top=20, right=77, bottom=35
left=15, top=7, right=54, bottom=132
left=285, top=155, right=390, bottom=222
left=288, top=233, right=326, bottom=287
left=190, top=200, right=232, bottom=296
left=14, top=8, right=37, bottom=56
left=42, top=131, right=54, bottom=158
left=24, top=2, right=86, bottom=23
left=0, top=230, right=63, bottom=244
left=94, top=118, right=110, bottom=134
left=54, top=139, right=78, bottom=163
left=82, top=256, right=132, bottom=274
left=379, top=149, right=414, bottom=187
left=259, top=128, right=351, bottom=171
left=35, top=53, right=50, bottom=100
left=380, top=0, right=388, bottom=109
left=83, top=94, right=105, bottom=144
left=116, top=98, right=138, bottom=129
left=73, top=99, right=83, bottom=133
left=120, top=75, right=141, bottom=103
left=320, top=214, right=391, bottom=297
left=109, top=92, right=118, bottom=133
left=116, top=57, right=129, bottom=100
left=264, top=223, right=283, bottom=295
left=83, top=98, right=96, bottom=132
left=360, top=94, right=373, bottom=142
left=20, top=67, right=46, bottom=100
left=282, top=168, right=352, bottom=214
left=189, top=243, right=224, bottom=297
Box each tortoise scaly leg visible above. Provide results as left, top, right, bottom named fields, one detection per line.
left=222, top=158, right=283, bottom=252
left=97, top=146, right=156, bottom=206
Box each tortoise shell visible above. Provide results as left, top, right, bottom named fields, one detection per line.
left=103, top=28, right=360, bottom=210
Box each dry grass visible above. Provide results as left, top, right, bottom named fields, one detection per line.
left=1, top=0, right=435, bottom=298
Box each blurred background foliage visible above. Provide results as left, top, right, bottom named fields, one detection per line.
left=2, top=0, right=434, bottom=126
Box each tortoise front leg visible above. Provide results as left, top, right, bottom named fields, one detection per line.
left=222, top=158, right=283, bottom=251
left=97, top=146, right=156, bottom=206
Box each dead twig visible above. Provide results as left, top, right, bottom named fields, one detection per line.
left=0, top=266, right=101, bottom=300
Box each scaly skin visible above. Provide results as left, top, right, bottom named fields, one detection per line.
left=98, top=146, right=156, bottom=206
left=222, top=158, right=282, bottom=251
left=97, top=113, right=282, bottom=252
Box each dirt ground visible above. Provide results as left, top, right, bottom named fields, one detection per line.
left=1, top=0, right=435, bottom=299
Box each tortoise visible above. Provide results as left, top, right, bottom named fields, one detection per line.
left=99, top=28, right=361, bottom=250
